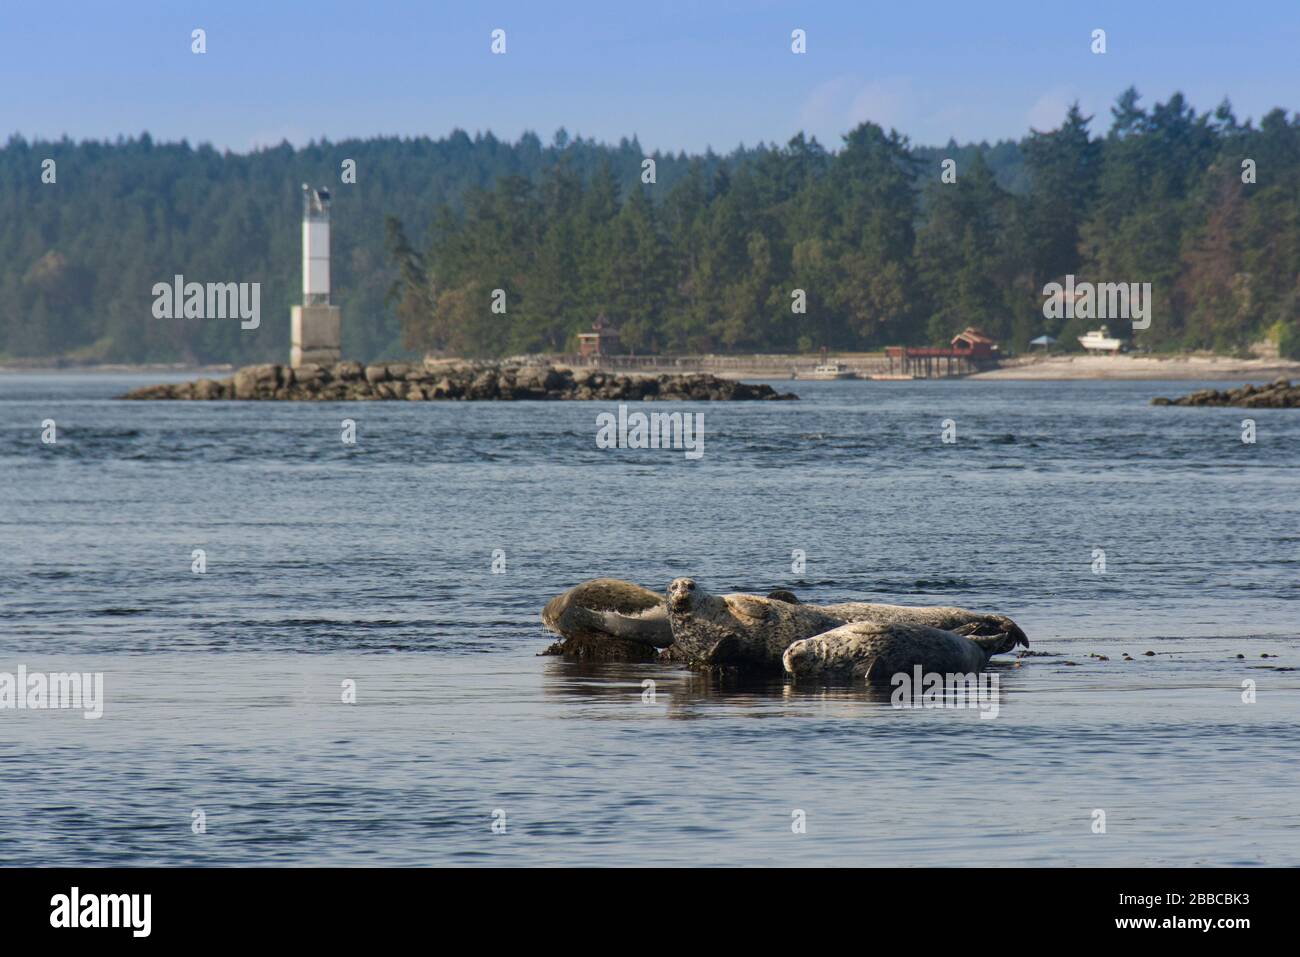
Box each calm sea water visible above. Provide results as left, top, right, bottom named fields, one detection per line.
left=1, top=372, right=1297, bottom=866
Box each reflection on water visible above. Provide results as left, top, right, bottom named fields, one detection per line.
left=540, top=657, right=1019, bottom=715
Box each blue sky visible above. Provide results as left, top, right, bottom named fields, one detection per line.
left=3, top=0, right=1296, bottom=153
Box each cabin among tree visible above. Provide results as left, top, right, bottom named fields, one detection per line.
left=950, top=326, right=998, bottom=358
left=576, top=316, right=622, bottom=357
left=883, top=327, right=1001, bottom=377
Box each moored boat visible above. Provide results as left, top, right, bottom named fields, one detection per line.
left=809, top=361, right=855, bottom=380
left=1077, top=326, right=1124, bottom=353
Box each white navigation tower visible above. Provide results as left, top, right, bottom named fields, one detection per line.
left=290, top=184, right=341, bottom=367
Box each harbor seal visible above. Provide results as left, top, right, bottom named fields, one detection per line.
left=540, top=579, right=804, bottom=657
left=665, top=577, right=1027, bottom=673
left=542, top=579, right=674, bottom=650
left=782, top=621, right=1004, bottom=683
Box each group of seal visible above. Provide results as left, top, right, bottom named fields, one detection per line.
left=541, top=577, right=1028, bottom=682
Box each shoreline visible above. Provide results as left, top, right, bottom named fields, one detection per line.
left=0, top=362, right=235, bottom=376
left=967, top=354, right=1300, bottom=381
left=6, top=353, right=1300, bottom=383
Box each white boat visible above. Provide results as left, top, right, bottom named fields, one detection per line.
left=809, top=361, right=855, bottom=380
left=1077, top=326, right=1123, bottom=353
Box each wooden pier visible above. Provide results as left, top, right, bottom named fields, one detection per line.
left=490, top=327, right=1003, bottom=381
left=883, top=327, right=1001, bottom=379
left=883, top=347, right=980, bottom=378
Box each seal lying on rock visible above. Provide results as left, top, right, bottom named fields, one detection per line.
left=540, top=579, right=803, bottom=660
left=783, top=621, right=1015, bottom=683
left=541, top=579, right=673, bottom=660
left=665, top=577, right=1027, bottom=674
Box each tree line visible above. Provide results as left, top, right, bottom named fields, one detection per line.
left=0, top=129, right=715, bottom=364
left=3, top=88, right=1297, bottom=364
left=389, top=89, right=1299, bottom=358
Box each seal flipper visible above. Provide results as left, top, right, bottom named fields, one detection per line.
left=954, top=618, right=1029, bottom=657
left=595, top=607, right=674, bottom=647
left=972, top=632, right=1020, bottom=657
left=558, top=604, right=674, bottom=647
left=1001, top=617, right=1030, bottom=650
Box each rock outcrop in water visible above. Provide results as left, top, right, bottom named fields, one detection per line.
left=120, top=360, right=798, bottom=402
left=1152, top=378, right=1300, bottom=408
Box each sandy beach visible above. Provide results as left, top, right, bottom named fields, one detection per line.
left=970, top=353, right=1300, bottom=381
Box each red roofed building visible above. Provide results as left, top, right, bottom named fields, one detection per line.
left=576, top=316, right=622, bottom=357
left=950, top=327, right=998, bottom=358
left=883, top=327, right=1001, bottom=377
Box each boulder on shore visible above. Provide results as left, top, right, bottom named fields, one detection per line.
left=1153, top=378, right=1300, bottom=408
left=120, top=361, right=800, bottom=402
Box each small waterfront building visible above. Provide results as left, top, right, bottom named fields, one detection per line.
left=577, top=316, right=621, bottom=357
left=883, top=327, right=1002, bottom=377
left=950, top=327, right=999, bottom=358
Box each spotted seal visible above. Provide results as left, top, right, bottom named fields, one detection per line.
left=783, top=621, right=1012, bottom=683
left=542, top=578, right=674, bottom=649
left=541, top=578, right=803, bottom=653
left=664, top=577, right=1027, bottom=673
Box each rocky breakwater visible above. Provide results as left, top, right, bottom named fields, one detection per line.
left=1152, top=378, right=1300, bottom=408
left=120, top=360, right=799, bottom=402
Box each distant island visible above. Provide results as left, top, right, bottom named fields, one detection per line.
left=3, top=87, right=1297, bottom=369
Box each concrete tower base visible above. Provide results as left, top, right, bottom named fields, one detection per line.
left=291, top=305, right=341, bottom=368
